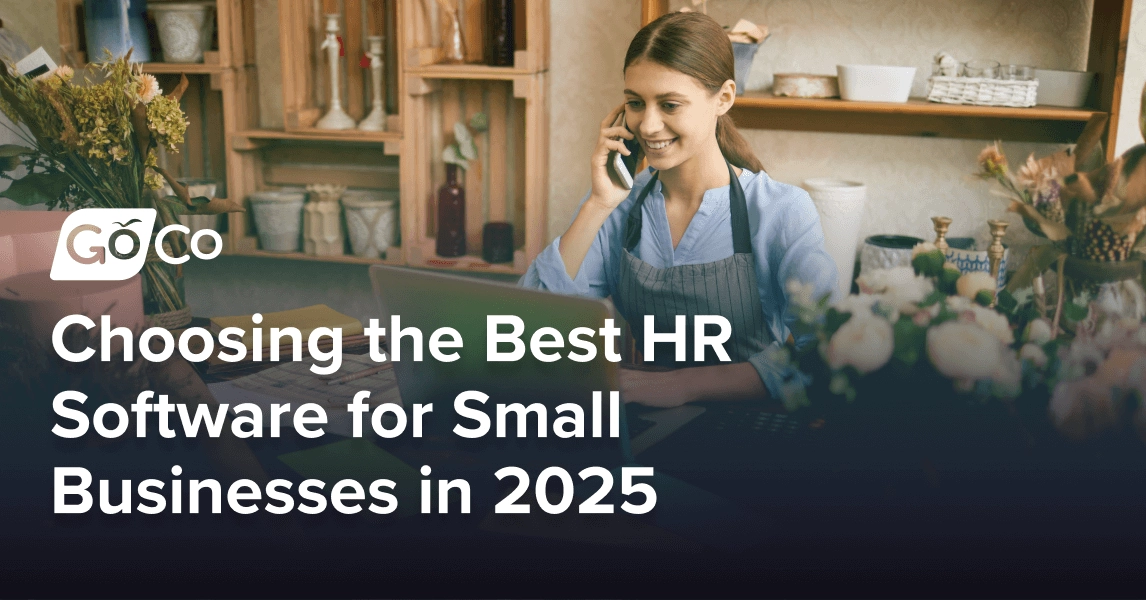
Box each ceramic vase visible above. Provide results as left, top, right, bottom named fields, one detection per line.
left=249, top=190, right=306, bottom=252
left=84, top=0, right=152, bottom=62
left=149, top=2, right=214, bottom=63
left=805, top=178, right=866, bottom=295
left=342, top=190, right=398, bottom=258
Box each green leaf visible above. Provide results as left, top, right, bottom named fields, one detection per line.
left=974, top=289, right=994, bottom=307
left=892, top=316, right=925, bottom=367
left=996, top=289, right=1018, bottom=314
left=468, top=112, right=489, bottom=132
left=0, top=172, right=71, bottom=206
left=0, top=144, right=32, bottom=172
left=919, top=289, right=947, bottom=307
left=1063, top=302, right=1089, bottom=323
left=442, top=145, right=468, bottom=171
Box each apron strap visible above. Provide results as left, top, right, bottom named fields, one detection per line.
left=623, top=162, right=752, bottom=255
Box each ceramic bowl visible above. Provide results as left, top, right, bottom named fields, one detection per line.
left=1033, top=69, right=1095, bottom=107
left=837, top=65, right=916, bottom=103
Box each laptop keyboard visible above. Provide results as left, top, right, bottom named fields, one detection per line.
left=706, top=404, right=802, bottom=436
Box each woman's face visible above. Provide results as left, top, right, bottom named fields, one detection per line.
left=623, top=60, right=734, bottom=171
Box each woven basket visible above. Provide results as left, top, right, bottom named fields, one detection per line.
left=926, top=76, right=1038, bottom=107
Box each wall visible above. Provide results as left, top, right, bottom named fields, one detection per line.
left=546, top=0, right=1120, bottom=265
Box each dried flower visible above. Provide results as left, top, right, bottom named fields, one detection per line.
left=1016, top=153, right=1058, bottom=196
left=135, top=74, right=161, bottom=104
left=978, top=142, right=1007, bottom=178
left=34, top=65, right=74, bottom=89
left=146, top=95, right=188, bottom=152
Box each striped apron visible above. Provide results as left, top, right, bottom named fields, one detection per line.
left=618, top=162, right=773, bottom=367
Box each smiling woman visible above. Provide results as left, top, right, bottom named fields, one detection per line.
left=519, top=12, right=838, bottom=409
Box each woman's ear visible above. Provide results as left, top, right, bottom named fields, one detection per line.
left=715, top=79, right=736, bottom=116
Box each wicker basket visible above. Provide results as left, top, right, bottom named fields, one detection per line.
left=926, top=76, right=1038, bottom=107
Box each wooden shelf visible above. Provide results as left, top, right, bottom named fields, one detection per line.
left=406, top=63, right=542, bottom=81
left=728, top=93, right=1105, bottom=143
left=231, top=248, right=404, bottom=266
left=234, top=128, right=402, bottom=151
left=141, top=62, right=229, bottom=74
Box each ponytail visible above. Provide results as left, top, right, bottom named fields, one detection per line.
left=626, top=12, right=766, bottom=173
left=717, top=113, right=764, bottom=173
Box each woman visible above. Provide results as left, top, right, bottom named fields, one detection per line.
left=520, top=12, right=838, bottom=408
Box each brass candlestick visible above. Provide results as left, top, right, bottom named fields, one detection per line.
left=931, top=216, right=952, bottom=255
left=987, top=219, right=1009, bottom=306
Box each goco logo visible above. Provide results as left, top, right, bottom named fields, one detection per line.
left=50, top=209, right=222, bottom=281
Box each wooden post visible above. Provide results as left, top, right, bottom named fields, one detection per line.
left=1086, top=0, right=1132, bottom=160
left=641, top=0, right=667, bottom=26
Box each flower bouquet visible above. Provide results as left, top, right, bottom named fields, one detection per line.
left=975, top=107, right=1146, bottom=327
left=0, top=53, right=241, bottom=326
left=784, top=246, right=1032, bottom=454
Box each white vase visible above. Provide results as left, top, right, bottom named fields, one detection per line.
left=149, top=2, right=215, bottom=63
left=342, top=190, right=398, bottom=258
left=804, top=179, right=866, bottom=295
left=249, top=191, right=305, bottom=252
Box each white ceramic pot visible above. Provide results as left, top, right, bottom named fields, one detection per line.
left=804, top=178, right=866, bottom=295
left=860, top=235, right=924, bottom=276
left=1033, top=69, right=1095, bottom=108
left=342, top=190, right=398, bottom=258
left=837, top=64, right=916, bottom=103
left=249, top=191, right=305, bottom=252
left=150, top=2, right=215, bottom=63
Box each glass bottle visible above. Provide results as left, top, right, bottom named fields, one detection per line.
left=437, top=164, right=466, bottom=257
left=486, top=0, right=515, bottom=66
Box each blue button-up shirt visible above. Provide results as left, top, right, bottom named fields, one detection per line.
left=520, top=168, right=839, bottom=399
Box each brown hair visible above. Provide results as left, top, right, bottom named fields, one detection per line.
left=624, top=12, right=764, bottom=173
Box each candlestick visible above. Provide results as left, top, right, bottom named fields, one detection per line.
left=315, top=14, right=356, bottom=130
left=357, top=35, right=387, bottom=131
left=987, top=219, right=1008, bottom=307
left=931, top=216, right=952, bottom=255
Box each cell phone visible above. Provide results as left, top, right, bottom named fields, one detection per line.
left=607, top=113, right=642, bottom=190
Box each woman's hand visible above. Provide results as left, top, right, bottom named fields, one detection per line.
left=589, top=103, right=636, bottom=211
left=619, top=367, right=696, bottom=408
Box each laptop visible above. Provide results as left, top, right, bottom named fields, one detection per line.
left=367, top=265, right=702, bottom=466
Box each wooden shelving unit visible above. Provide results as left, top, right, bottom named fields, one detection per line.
left=642, top=0, right=1132, bottom=155
left=57, top=0, right=550, bottom=275
left=400, top=0, right=549, bottom=275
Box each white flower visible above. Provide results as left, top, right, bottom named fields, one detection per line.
left=786, top=279, right=817, bottom=309
left=831, top=293, right=879, bottom=317
left=1023, top=318, right=1052, bottom=344
left=956, top=271, right=996, bottom=299
left=961, top=304, right=1015, bottom=345
left=826, top=314, right=894, bottom=374
left=1019, top=343, right=1048, bottom=368
left=927, top=321, right=1002, bottom=386
left=856, top=266, right=934, bottom=318
left=946, top=294, right=971, bottom=312
left=991, top=350, right=1023, bottom=398
left=1049, top=376, right=1121, bottom=441
left=911, top=241, right=937, bottom=258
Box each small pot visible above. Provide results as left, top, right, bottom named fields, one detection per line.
left=342, top=190, right=399, bottom=258
left=860, top=234, right=923, bottom=275
left=150, top=2, right=215, bottom=63
left=732, top=42, right=762, bottom=96
left=249, top=191, right=305, bottom=252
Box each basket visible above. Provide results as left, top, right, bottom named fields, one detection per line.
left=926, top=76, right=1038, bottom=107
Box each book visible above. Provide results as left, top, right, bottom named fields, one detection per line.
left=209, top=304, right=365, bottom=346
